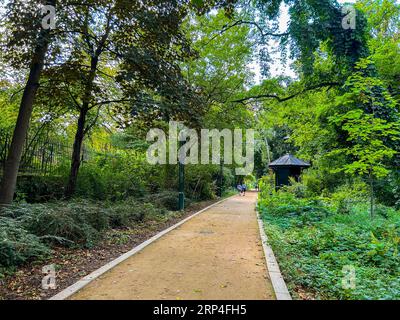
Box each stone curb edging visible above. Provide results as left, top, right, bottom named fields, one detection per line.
left=256, top=208, right=292, bottom=300
left=49, top=195, right=235, bottom=300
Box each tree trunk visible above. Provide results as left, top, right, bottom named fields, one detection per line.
left=0, top=8, right=55, bottom=205
left=64, top=8, right=111, bottom=198
left=370, top=173, right=375, bottom=218
left=64, top=52, right=100, bottom=198
left=64, top=107, right=88, bottom=198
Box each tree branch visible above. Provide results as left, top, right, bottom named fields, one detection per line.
left=90, top=98, right=131, bottom=108
left=232, top=82, right=341, bottom=104
left=205, top=19, right=288, bottom=46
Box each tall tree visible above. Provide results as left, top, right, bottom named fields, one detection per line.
left=39, top=0, right=203, bottom=198
left=229, top=0, right=369, bottom=104
left=0, top=0, right=59, bottom=205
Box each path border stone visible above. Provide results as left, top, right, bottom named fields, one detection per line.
left=49, top=195, right=235, bottom=300
left=256, top=209, right=292, bottom=300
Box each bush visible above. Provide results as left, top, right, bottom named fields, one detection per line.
left=75, top=164, right=108, bottom=200
left=15, top=175, right=65, bottom=202
left=259, top=188, right=400, bottom=300
left=185, top=164, right=221, bottom=200
left=285, top=178, right=308, bottom=198
left=75, top=154, right=149, bottom=201
left=66, top=201, right=109, bottom=231
left=107, top=198, right=157, bottom=227
left=143, top=191, right=192, bottom=211
left=331, top=181, right=369, bottom=214
left=3, top=201, right=109, bottom=248
left=145, top=191, right=180, bottom=211
left=2, top=196, right=174, bottom=248
left=374, top=172, right=400, bottom=208
left=0, top=217, right=50, bottom=268
left=0, top=195, right=175, bottom=272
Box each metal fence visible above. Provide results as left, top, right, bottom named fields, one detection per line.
left=0, top=132, right=111, bottom=177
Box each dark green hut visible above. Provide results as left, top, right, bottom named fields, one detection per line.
left=269, top=154, right=310, bottom=188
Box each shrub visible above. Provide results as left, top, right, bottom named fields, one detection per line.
left=302, top=171, right=323, bottom=197
left=374, top=171, right=400, bottom=208
left=331, top=181, right=369, bottom=214
left=374, top=204, right=392, bottom=219
left=302, top=165, right=347, bottom=196
left=143, top=191, right=192, bottom=211
left=108, top=200, right=147, bottom=228
left=2, top=196, right=173, bottom=248
left=259, top=187, right=400, bottom=300
left=147, top=191, right=180, bottom=211
left=0, top=217, right=50, bottom=268
left=336, top=197, right=353, bottom=215
left=185, top=164, right=221, bottom=200
left=108, top=197, right=170, bottom=227
left=258, top=174, right=275, bottom=198
left=66, top=201, right=109, bottom=231
left=75, top=154, right=149, bottom=201
left=15, top=175, right=65, bottom=202
left=258, top=189, right=303, bottom=212
left=3, top=202, right=108, bottom=248
left=0, top=195, right=176, bottom=272
left=286, top=178, right=308, bottom=198
left=75, top=164, right=107, bottom=200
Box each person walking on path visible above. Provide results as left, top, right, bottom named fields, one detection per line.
left=241, top=183, right=247, bottom=196
left=237, top=183, right=243, bottom=196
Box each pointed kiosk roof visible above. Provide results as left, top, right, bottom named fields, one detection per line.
left=269, top=154, right=311, bottom=168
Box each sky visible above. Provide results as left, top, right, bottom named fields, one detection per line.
left=249, top=0, right=358, bottom=83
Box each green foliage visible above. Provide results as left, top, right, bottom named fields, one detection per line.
left=15, top=175, right=65, bottom=203
left=0, top=91, right=19, bottom=134
left=3, top=201, right=109, bottom=247
left=329, top=109, right=398, bottom=177
left=7, top=140, right=228, bottom=213
left=357, top=0, right=400, bottom=102
left=185, top=164, right=220, bottom=200
left=374, top=171, right=400, bottom=208
left=143, top=191, right=185, bottom=212
left=108, top=198, right=167, bottom=228
left=287, top=0, right=369, bottom=75
left=74, top=156, right=147, bottom=201
left=0, top=217, right=50, bottom=269
left=301, top=165, right=347, bottom=197
left=183, top=9, right=253, bottom=107
left=330, top=181, right=369, bottom=214
left=259, top=190, right=331, bottom=226
left=1, top=196, right=172, bottom=249
left=329, top=59, right=400, bottom=180
left=0, top=195, right=183, bottom=275
left=259, top=189, right=400, bottom=300
left=285, top=178, right=308, bottom=198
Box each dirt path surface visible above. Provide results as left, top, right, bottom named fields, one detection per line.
left=71, top=192, right=275, bottom=300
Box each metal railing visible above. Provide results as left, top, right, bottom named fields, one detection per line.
left=0, top=132, right=112, bottom=177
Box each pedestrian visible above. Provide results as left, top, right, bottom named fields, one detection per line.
left=237, top=183, right=243, bottom=196
left=241, top=183, right=247, bottom=196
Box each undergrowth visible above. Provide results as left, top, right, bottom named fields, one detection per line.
left=0, top=193, right=184, bottom=275
left=258, top=183, right=400, bottom=300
